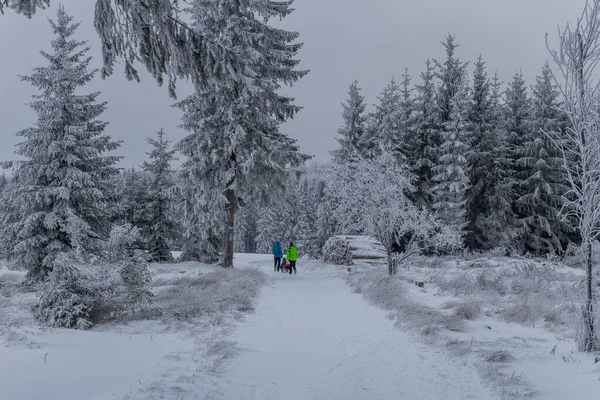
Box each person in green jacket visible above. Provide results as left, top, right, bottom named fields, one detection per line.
left=286, top=242, right=298, bottom=275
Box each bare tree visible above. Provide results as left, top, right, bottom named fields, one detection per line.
left=329, top=149, right=461, bottom=275
left=547, top=0, right=600, bottom=352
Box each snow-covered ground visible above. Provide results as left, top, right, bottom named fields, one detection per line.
left=348, top=253, right=600, bottom=400
left=0, top=255, right=267, bottom=400
left=213, top=259, right=489, bottom=400
left=3, top=252, right=600, bottom=399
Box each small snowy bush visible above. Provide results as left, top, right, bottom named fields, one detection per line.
left=453, top=302, right=481, bottom=320
left=108, top=224, right=153, bottom=311
left=150, top=268, right=266, bottom=322
left=32, top=252, right=97, bottom=330
left=323, top=237, right=352, bottom=265
left=485, top=350, right=517, bottom=363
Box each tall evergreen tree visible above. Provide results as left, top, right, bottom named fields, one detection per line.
left=435, top=34, right=469, bottom=126
left=118, top=167, right=150, bottom=228
left=405, top=60, right=440, bottom=208
left=504, top=70, right=533, bottom=252
left=368, top=78, right=403, bottom=158
left=514, top=63, right=576, bottom=254
left=142, top=129, right=179, bottom=262
left=332, top=80, right=367, bottom=161
left=398, top=68, right=415, bottom=156
left=432, top=35, right=470, bottom=232
left=175, top=0, right=309, bottom=268
left=476, top=73, right=519, bottom=250
left=0, top=7, right=120, bottom=281
left=465, top=55, right=494, bottom=249
left=432, top=81, right=471, bottom=232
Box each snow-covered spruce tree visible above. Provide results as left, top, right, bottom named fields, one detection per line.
left=0, top=7, right=120, bottom=282
left=548, top=0, right=600, bottom=351
left=435, top=35, right=469, bottom=129
left=368, top=78, right=403, bottom=159
left=473, top=73, right=518, bottom=250
left=329, top=148, right=461, bottom=275
left=174, top=0, right=309, bottom=268
left=255, top=206, right=286, bottom=254
left=3, top=0, right=249, bottom=99
left=398, top=68, right=415, bottom=156
left=299, top=165, right=335, bottom=258
left=432, top=80, right=471, bottom=233
left=141, top=129, right=179, bottom=262
left=117, top=167, right=150, bottom=228
left=404, top=60, right=440, bottom=208
left=234, top=203, right=259, bottom=254
left=332, top=80, right=367, bottom=162
left=32, top=250, right=96, bottom=330
left=108, top=224, right=152, bottom=311
left=464, top=55, right=494, bottom=249
left=514, top=63, right=576, bottom=255
left=504, top=70, right=533, bottom=251
left=432, top=35, right=471, bottom=234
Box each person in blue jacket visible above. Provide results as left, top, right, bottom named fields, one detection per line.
left=272, top=241, right=283, bottom=271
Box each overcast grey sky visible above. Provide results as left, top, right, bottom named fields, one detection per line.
left=0, top=0, right=586, bottom=167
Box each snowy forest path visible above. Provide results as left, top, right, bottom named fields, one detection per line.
left=216, top=259, right=492, bottom=400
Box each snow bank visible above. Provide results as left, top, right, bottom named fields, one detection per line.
left=346, top=255, right=600, bottom=400
left=0, top=257, right=267, bottom=400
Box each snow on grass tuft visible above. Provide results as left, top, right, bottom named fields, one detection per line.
left=150, top=268, right=266, bottom=323
left=428, top=257, right=581, bottom=332
left=346, top=261, right=538, bottom=399
left=485, top=350, right=517, bottom=363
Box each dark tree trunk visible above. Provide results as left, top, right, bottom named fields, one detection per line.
left=585, top=240, right=595, bottom=351
left=222, top=151, right=237, bottom=268
left=387, top=246, right=395, bottom=276
left=222, top=186, right=235, bottom=268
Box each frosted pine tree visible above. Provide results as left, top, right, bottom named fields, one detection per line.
left=504, top=71, right=533, bottom=251
left=475, top=73, right=519, bottom=250
left=398, top=68, right=415, bottom=156
left=432, top=35, right=470, bottom=232
left=435, top=35, right=469, bottom=127
left=141, top=129, right=179, bottom=262
left=332, top=80, right=367, bottom=162
left=0, top=7, right=120, bottom=282
left=118, top=167, right=150, bottom=228
left=514, top=63, right=576, bottom=254
left=405, top=60, right=440, bottom=208
left=4, top=0, right=252, bottom=99
left=432, top=81, right=471, bottom=232
left=465, top=56, right=494, bottom=249
left=174, top=0, right=309, bottom=268
left=371, top=78, right=403, bottom=158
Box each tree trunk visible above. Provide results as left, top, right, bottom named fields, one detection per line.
left=584, top=240, right=595, bottom=351
left=222, top=186, right=235, bottom=268
left=222, top=151, right=237, bottom=269
left=387, top=246, right=394, bottom=276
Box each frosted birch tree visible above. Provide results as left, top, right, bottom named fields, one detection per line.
left=329, top=149, right=461, bottom=275
left=547, top=0, right=600, bottom=351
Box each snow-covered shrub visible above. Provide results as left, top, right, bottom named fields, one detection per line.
left=485, top=350, right=517, bottom=363
left=322, top=237, right=352, bottom=265
left=150, top=268, right=266, bottom=322
left=108, top=224, right=153, bottom=311
left=453, top=302, right=481, bottom=320
left=32, top=252, right=97, bottom=330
